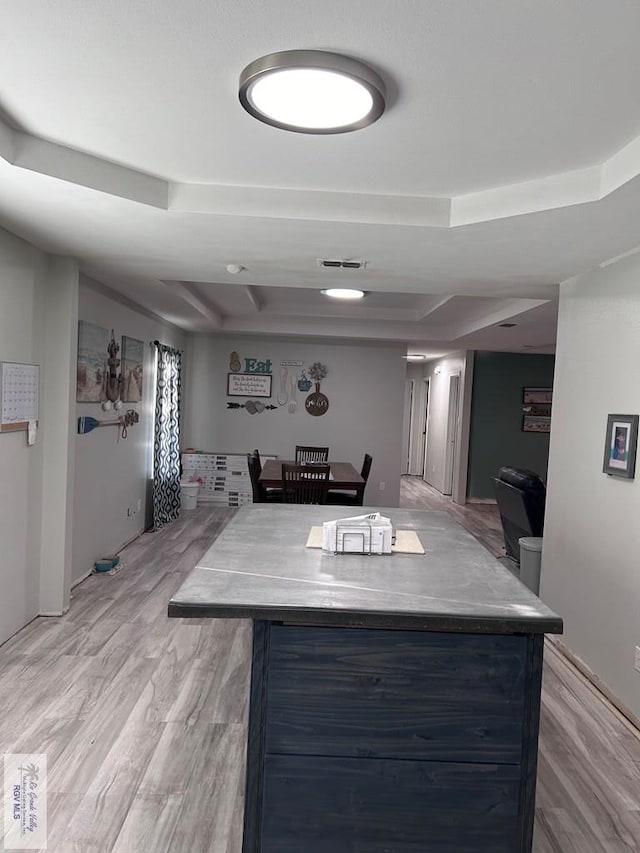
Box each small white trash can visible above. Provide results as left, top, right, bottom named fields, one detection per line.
left=519, top=536, right=543, bottom=595
left=180, top=480, right=200, bottom=510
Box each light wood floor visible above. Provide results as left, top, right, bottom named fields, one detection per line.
left=0, top=489, right=638, bottom=852
left=400, top=474, right=505, bottom=558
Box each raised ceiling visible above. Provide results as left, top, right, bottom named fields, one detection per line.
left=1, top=0, right=640, bottom=355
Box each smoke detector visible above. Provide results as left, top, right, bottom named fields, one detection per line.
left=317, top=258, right=367, bottom=269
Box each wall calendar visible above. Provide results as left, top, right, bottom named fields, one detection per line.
left=1, top=361, right=40, bottom=432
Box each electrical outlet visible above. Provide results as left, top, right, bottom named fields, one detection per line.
left=635, top=646, right=640, bottom=673
left=379, top=481, right=385, bottom=491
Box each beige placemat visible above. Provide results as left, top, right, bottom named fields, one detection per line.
left=305, top=526, right=425, bottom=554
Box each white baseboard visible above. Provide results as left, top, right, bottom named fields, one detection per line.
left=71, top=568, right=94, bottom=588
left=547, top=636, right=640, bottom=738
left=70, top=525, right=148, bottom=589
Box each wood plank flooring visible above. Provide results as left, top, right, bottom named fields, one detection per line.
left=400, top=474, right=505, bottom=557
left=0, top=491, right=638, bottom=852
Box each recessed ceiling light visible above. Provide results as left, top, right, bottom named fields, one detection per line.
left=321, top=288, right=366, bottom=300
left=239, top=50, right=386, bottom=134
left=403, top=354, right=426, bottom=361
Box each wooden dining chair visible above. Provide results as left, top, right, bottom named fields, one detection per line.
left=247, top=451, right=283, bottom=503
left=326, top=453, right=373, bottom=506
left=282, top=463, right=330, bottom=504
left=295, top=445, right=329, bottom=463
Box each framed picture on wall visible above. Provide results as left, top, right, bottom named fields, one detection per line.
left=522, top=415, right=551, bottom=433
left=523, top=387, right=553, bottom=404
left=121, top=335, right=144, bottom=402
left=227, top=373, right=272, bottom=398
left=602, top=413, right=639, bottom=479
left=77, top=321, right=108, bottom=402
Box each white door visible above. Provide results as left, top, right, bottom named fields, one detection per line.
left=442, top=374, right=460, bottom=496
left=421, top=378, right=430, bottom=480
left=401, top=379, right=414, bottom=474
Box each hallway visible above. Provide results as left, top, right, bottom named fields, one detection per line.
left=400, top=474, right=504, bottom=557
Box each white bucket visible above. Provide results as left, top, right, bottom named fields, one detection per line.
left=180, top=480, right=200, bottom=510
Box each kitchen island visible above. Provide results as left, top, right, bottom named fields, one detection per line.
left=169, top=505, right=562, bottom=853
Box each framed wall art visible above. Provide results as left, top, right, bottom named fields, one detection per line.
left=523, top=387, right=553, bottom=404
left=602, top=414, right=639, bottom=479
left=121, top=335, right=144, bottom=402
left=77, top=321, right=108, bottom=402
left=227, top=373, right=272, bottom=398
left=522, top=415, right=551, bottom=433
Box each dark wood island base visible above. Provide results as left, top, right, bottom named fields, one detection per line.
left=244, top=622, right=543, bottom=853
left=168, top=505, right=562, bottom=853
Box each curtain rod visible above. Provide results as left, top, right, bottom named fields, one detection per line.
left=150, top=340, right=184, bottom=353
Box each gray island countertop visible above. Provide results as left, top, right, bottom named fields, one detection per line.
left=168, top=505, right=563, bottom=634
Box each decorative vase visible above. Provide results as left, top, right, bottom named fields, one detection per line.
left=305, top=382, right=329, bottom=417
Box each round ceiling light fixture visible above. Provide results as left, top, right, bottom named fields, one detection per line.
left=239, top=50, right=386, bottom=134
left=321, top=288, right=366, bottom=300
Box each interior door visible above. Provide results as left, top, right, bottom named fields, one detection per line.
left=420, top=378, right=430, bottom=480
left=442, top=374, right=460, bottom=496
left=401, top=379, right=415, bottom=474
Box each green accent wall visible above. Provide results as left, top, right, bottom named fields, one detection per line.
left=467, top=352, right=555, bottom=499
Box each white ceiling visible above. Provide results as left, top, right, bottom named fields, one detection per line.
left=2, top=0, right=640, bottom=355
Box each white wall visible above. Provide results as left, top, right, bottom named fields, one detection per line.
left=72, top=278, right=186, bottom=583
left=0, top=237, right=188, bottom=635
left=542, top=253, right=640, bottom=718
left=0, top=228, right=48, bottom=642
left=39, top=256, right=78, bottom=614
left=183, top=335, right=407, bottom=506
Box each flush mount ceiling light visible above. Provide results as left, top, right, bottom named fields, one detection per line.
left=403, top=354, right=427, bottom=361
left=321, top=288, right=366, bottom=300
left=239, top=50, right=386, bottom=134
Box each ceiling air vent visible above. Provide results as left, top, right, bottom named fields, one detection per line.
left=317, top=259, right=367, bottom=269
left=499, top=322, right=517, bottom=328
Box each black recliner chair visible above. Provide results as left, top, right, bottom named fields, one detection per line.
left=492, top=466, right=546, bottom=562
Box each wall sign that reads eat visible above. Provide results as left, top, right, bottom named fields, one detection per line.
left=244, top=358, right=272, bottom=375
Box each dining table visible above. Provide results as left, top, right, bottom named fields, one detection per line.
left=259, top=459, right=364, bottom=490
